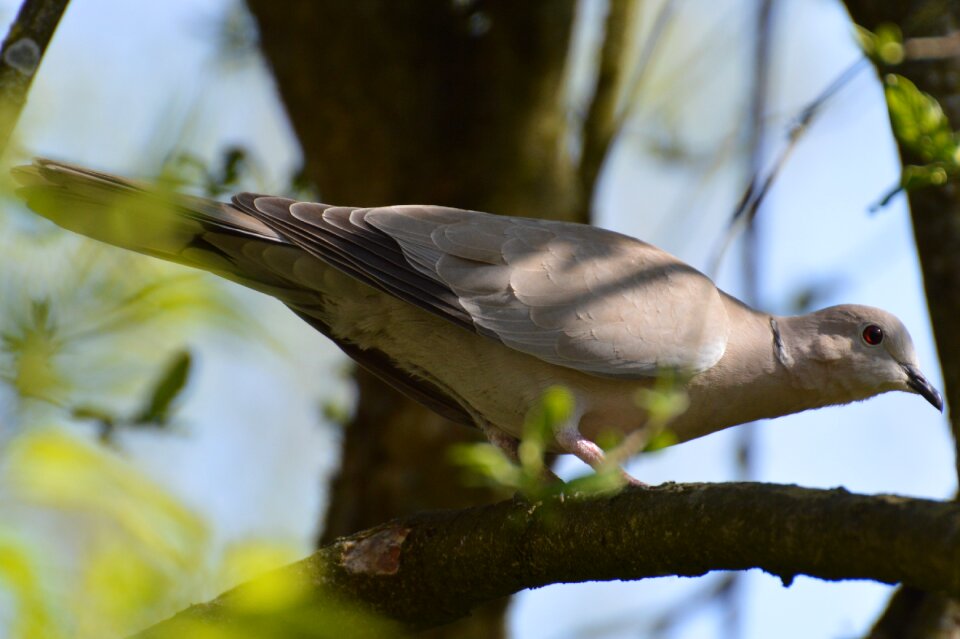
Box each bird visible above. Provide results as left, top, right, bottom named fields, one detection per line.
left=12, top=158, right=944, bottom=477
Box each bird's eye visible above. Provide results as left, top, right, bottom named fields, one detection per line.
left=862, top=324, right=884, bottom=346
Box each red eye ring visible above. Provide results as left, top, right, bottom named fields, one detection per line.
left=862, top=324, right=884, bottom=346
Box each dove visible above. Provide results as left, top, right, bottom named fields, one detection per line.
left=12, top=159, right=943, bottom=475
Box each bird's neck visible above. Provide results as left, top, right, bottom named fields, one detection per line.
left=674, top=304, right=841, bottom=441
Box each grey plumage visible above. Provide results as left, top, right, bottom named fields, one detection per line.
left=13, top=159, right=944, bottom=476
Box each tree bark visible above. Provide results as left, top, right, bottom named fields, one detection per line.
left=243, top=3, right=578, bottom=636
left=136, top=482, right=960, bottom=635
left=840, top=2, right=960, bottom=636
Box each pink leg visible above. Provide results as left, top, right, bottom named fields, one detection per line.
left=555, top=426, right=607, bottom=468
left=478, top=421, right=520, bottom=462
left=555, top=425, right=645, bottom=487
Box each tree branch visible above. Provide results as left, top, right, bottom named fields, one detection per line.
left=136, top=482, right=960, bottom=635
left=0, top=0, right=70, bottom=154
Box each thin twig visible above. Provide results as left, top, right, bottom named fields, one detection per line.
left=741, top=0, right=774, bottom=303
left=708, top=57, right=869, bottom=276
left=615, top=0, right=677, bottom=133
left=904, top=31, right=960, bottom=60
left=577, top=0, right=638, bottom=222
left=726, top=3, right=775, bottom=639
left=0, top=0, right=70, bottom=155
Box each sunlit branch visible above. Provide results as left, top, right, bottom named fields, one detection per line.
left=0, top=0, right=70, bottom=154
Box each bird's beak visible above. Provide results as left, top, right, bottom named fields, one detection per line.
left=903, top=363, right=944, bottom=412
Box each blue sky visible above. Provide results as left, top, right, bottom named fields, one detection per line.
left=4, top=1, right=953, bottom=637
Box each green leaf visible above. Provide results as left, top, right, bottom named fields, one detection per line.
left=321, top=399, right=351, bottom=426
left=132, top=350, right=192, bottom=425
left=884, top=74, right=959, bottom=164
left=563, top=468, right=626, bottom=495
left=0, top=535, right=57, bottom=638
left=447, top=443, right=521, bottom=489
left=634, top=381, right=689, bottom=426
left=0, top=298, right=71, bottom=403
left=517, top=386, right=574, bottom=485
left=71, top=404, right=118, bottom=443
left=449, top=386, right=579, bottom=497
left=643, top=427, right=678, bottom=452
left=857, top=24, right=904, bottom=65
left=5, top=428, right=207, bottom=562
left=524, top=385, right=573, bottom=442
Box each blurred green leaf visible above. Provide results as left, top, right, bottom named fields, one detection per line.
left=133, top=350, right=192, bottom=425
left=620, top=377, right=687, bottom=457
left=447, top=442, right=522, bottom=489
left=4, top=429, right=207, bottom=560
left=0, top=535, right=57, bottom=638
left=0, top=428, right=212, bottom=637
left=216, top=541, right=303, bottom=594
left=68, top=349, right=193, bottom=445
left=884, top=74, right=959, bottom=164
left=448, top=386, right=576, bottom=495
left=643, top=428, right=678, bottom=452
left=517, top=385, right=574, bottom=482
left=0, top=425, right=380, bottom=639
left=1, top=298, right=67, bottom=402
left=321, top=399, right=351, bottom=427
left=857, top=23, right=904, bottom=66
left=635, top=382, right=689, bottom=426
left=563, top=467, right=627, bottom=495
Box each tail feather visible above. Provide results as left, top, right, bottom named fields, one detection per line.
left=13, top=159, right=317, bottom=300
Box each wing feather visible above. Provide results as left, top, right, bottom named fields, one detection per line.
left=238, top=199, right=730, bottom=378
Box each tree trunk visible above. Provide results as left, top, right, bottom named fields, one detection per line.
left=841, top=2, right=960, bottom=636
left=243, top=2, right=578, bottom=636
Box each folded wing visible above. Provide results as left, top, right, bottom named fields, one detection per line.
left=236, top=198, right=730, bottom=378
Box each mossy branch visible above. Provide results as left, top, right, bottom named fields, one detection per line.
left=137, top=482, right=960, bottom=635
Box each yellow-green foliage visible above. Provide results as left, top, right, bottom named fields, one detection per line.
left=859, top=24, right=960, bottom=194
left=0, top=428, right=336, bottom=638
left=0, top=192, right=322, bottom=637
left=0, top=205, right=244, bottom=423
left=0, top=427, right=206, bottom=637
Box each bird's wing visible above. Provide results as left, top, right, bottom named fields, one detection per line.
left=235, top=198, right=731, bottom=378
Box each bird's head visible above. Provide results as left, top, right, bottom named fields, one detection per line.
left=782, top=304, right=943, bottom=411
